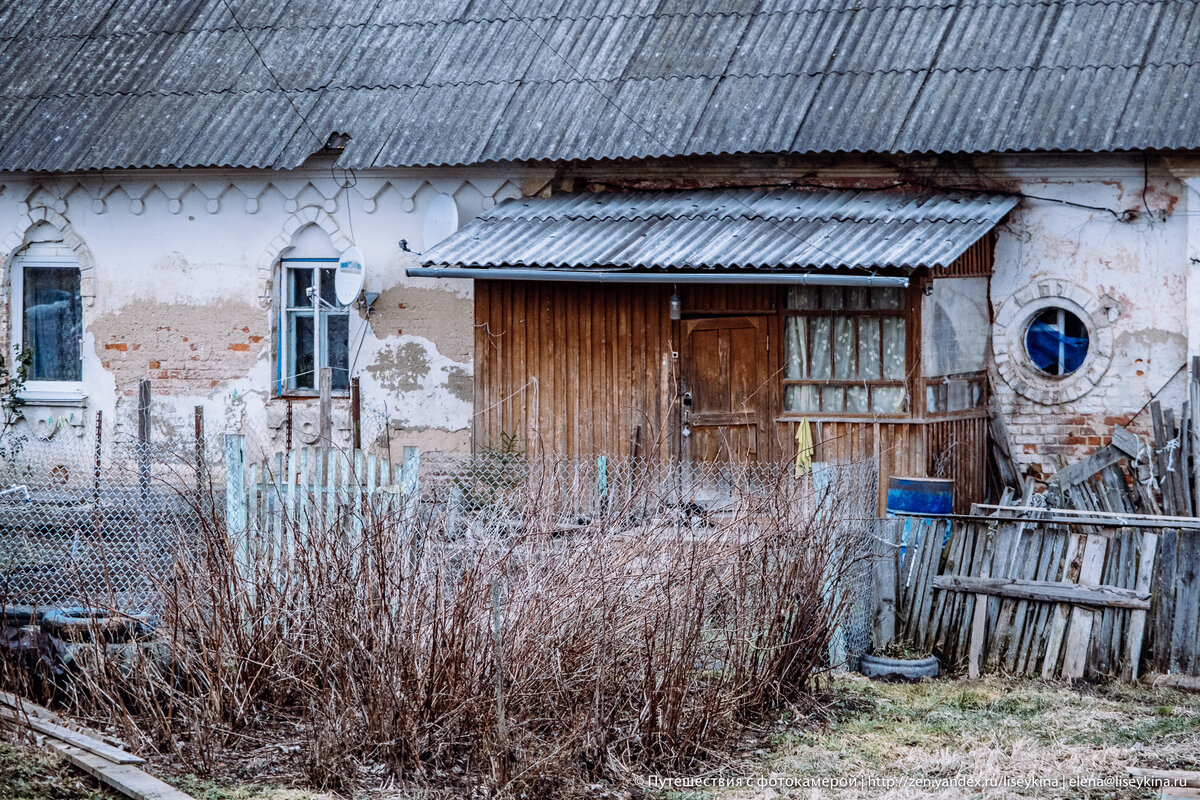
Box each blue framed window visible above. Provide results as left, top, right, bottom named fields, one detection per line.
left=1024, top=308, right=1088, bottom=376
left=280, top=258, right=349, bottom=394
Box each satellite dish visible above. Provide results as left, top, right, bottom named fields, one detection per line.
left=335, top=245, right=366, bottom=306
left=423, top=193, right=459, bottom=249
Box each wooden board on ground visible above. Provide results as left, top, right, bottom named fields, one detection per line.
left=0, top=691, right=194, bottom=800
left=45, top=742, right=195, bottom=800
left=0, top=707, right=143, bottom=765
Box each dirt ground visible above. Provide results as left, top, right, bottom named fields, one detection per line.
left=657, top=674, right=1200, bottom=800
left=0, top=739, right=328, bottom=800
left=7, top=675, right=1200, bottom=799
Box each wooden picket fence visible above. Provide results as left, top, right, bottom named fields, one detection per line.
left=875, top=506, right=1200, bottom=681
left=223, top=437, right=420, bottom=553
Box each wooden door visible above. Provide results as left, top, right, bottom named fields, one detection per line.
left=681, top=316, right=769, bottom=462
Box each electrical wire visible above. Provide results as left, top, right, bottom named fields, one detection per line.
left=219, top=0, right=324, bottom=149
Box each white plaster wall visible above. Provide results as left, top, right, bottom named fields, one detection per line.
left=988, top=158, right=1189, bottom=478
left=0, top=159, right=541, bottom=460
left=2, top=152, right=1195, bottom=479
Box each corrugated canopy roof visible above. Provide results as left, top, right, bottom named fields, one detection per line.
left=3, top=0, right=1199, bottom=172
left=419, top=188, right=1020, bottom=271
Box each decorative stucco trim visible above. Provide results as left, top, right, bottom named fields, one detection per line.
left=256, top=206, right=353, bottom=307
left=1, top=205, right=97, bottom=308
left=993, top=280, right=1114, bottom=404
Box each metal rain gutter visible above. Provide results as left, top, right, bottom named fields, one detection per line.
left=406, top=267, right=909, bottom=287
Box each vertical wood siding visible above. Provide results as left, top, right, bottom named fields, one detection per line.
left=475, top=262, right=990, bottom=512
left=474, top=281, right=675, bottom=457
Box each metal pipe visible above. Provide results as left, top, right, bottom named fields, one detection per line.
left=406, top=267, right=909, bottom=287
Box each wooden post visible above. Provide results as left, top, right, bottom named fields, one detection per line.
left=402, top=445, right=420, bottom=496
left=138, top=379, right=151, bottom=499
left=318, top=366, right=332, bottom=445
left=193, top=405, right=205, bottom=510
left=1061, top=532, right=1107, bottom=679
left=350, top=376, right=362, bottom=453
left=871, top=517, right=900, bottom=651
left=1123, top=530, right=1159, bottom=681
left=968, top=521, right=996, bottom=679
left=224, top=434, right=247, bottom=537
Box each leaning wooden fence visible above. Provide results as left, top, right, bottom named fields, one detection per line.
left=876, top=506, right=1200, bottom=681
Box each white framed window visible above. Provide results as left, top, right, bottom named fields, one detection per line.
left=11, top=243, right=84, bottom=399
left=279, top=258, right=350, bottom=395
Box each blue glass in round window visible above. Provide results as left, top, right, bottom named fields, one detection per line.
left=1024, top=308, right=1088, bottom=376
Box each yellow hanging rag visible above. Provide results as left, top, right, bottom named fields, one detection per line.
left=794, top=418, right=813, bottom=478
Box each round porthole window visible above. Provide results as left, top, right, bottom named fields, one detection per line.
left=1023, top=307, right=1089, bottom=376
left=994, top=281, right=1114, bottom=404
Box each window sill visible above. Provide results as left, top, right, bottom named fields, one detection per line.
left=18, top=390, right=88, bottom=408
left=277, top=392, right=352, bottom=400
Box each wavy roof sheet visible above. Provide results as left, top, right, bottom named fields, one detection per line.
left=2, top=0, right=1198, bottom=171
left=421, top=188, right=1019, bottom=270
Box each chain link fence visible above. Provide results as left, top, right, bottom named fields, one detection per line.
left=0, top=418, right=878, bottom=667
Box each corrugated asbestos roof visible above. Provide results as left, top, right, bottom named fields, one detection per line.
left=2, top=0, right=1199, bottom=172
left=420, top=188, right=1020, bottom=270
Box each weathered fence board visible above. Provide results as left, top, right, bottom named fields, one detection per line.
left=223, top=442, right=421, bottom=568
left=883, top=507, right=1179, bottom=680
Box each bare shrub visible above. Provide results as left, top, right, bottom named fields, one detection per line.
left=46, top=455, right=874, bottom=795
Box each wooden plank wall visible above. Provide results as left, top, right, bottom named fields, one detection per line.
left=474, top=281, right=675, bottom=457
left=776, top=419, right=984, bottom=514
left=475, top=277, right=989, bottom=512
left=927, top=417, right=988, bottom=514
left=939, top=233, right=994, bottom=277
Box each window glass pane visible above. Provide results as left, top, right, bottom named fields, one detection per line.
left=784, top=317, right=807, bottom=379
left=821, top=386, right=844, bottom=412
left=808, top=318, right=831, bottom=379
left=784, top=384, right=818, bottom=412
left=872, top=386, right=906, bottom=413
left=289, top=267, right=313, bottom=307
left=882, top=317, right=906, bottom=379
left=832, top=316, right=854, bottom=379
left=846, top=286, right=869, bottom=310
left=326, top=313, right=350, bottom=391
left=290, top=312, right=314, bottom=389
left=319, top=267, right=338, bottom=307
left=922, top=277, right=989, bottom=377
left=23, top=267, right=81, bottom=382
left=820, top=286, right=843, bottom=310
left=874, top=287, right=904, bottom=309
left=846, top=385, right=868, bottom=413
left=786, top=286, right=818, bottom=310
left=857, top=317, right=881, bottom=379
left=1025, top=307, right=1088, bottom=376
left=927, top=384, right=941, bottom=414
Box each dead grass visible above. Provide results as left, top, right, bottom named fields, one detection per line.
left=685, top=675, right=1200, bottom=800
left=0, top=732, right=331, bottom=800
left=0, top=738, right=118, bottom=800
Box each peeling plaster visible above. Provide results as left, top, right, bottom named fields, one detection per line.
left=367, top=341, right=432, bottom=393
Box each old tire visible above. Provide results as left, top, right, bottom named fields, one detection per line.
left=40, top=608, right=150, bottom=643
left=859, top=653, right=939, bottom=681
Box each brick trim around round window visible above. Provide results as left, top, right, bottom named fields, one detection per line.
left=993, top=280, right=1114, bottom=404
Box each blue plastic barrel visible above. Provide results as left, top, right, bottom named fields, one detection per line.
left=886, top=476, right=954, bottom=517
